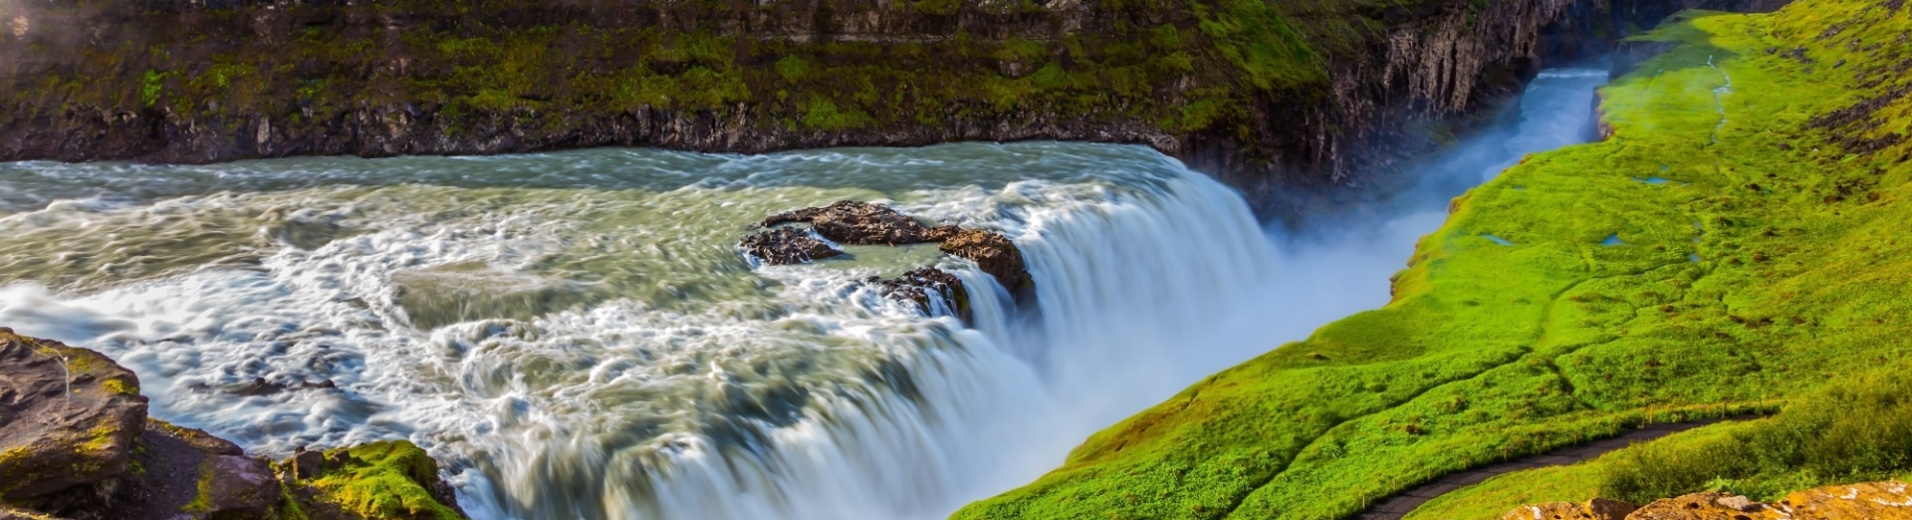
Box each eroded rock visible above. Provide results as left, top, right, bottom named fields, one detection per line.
left=740, top=227, right=843, bottom=265
left=750, top=201, right=1033, bottom=297
left=936, top=227, right=1031, bottom=292
left=762, top=200, right=945, bottom=246
left=1504, top=480, right=1912, bottom=520
left=0, top=329, right=146, bottom=502
left=871, top=267, right=970, bottom=319
left=1501, top=498, right=1637, bottom=520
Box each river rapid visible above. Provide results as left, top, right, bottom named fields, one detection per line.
left=0, top=68, right=1605, bottom=519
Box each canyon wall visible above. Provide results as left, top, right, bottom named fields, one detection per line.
left=0, top=0, right=1780, bottom=217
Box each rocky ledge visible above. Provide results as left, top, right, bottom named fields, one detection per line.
left=1505, top=481, right=1912, bottom=520
left=0, top=329, right=466, bottom=520
left=740, top=200, right=1030, bottom=317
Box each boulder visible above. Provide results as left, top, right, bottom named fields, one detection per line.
left=0, top=329, right=146, bottom=501
left=935, top=227, right=1031, bottom=292
left=762, top=200, right=943, bottom=245
left=872, top=267, right=969, bottom=319
left=1779, top=481, right=1912, bottom=520
left=739, top=227, right=843, bottom=265
left=1504, top=481, right=1912, bottom=520
left=753, top=201, right=1034, bottom=297
left=1501, top=498, right=1636, bottom=520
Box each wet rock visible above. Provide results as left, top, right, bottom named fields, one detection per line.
left=871, top=267, right=970, bottom=319
left=762, top=200, right=942, bottom=245
left=215, top=377, right=338, bottom=397
left=0, top=329, right=146, bottom=501
left=200, top=454, right=281, bottom=518
left=937, top=227, right=1031, bottom=292
left=1501, top=498, right=1636, bottom=520
left=739, top=227, right=843, bottom=265
left=754, top=201, right=1033, bottom=296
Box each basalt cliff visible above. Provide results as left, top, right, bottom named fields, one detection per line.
left=0, top=0, right=1781, bottom=218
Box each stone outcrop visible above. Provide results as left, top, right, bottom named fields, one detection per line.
left=1502, top=481, right=1912, bottom=520
left=744, top=200, right=1031, bottom=317
left=746, top=200, right=1031, bottom=294
left=871, top=267, right=971, bottom=319
left=738, top=227, right=843, bottom=266
left=0, top=329, right=467, bottom=520
left=1501, top=498, right=1638, bottom=520
left=0, top=330, right=146, bottom=502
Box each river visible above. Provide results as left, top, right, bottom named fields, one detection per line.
left=0, top=68, right=1605, bottom=520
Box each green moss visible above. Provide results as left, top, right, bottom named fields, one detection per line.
left=102, top=377, right=137, bottom=397
left=958, top=1, right=1912, bottom=518
left=181, top=460, right=217, bottom=513
left=306, top=441, right=461, bottom=520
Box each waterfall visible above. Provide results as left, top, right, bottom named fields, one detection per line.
left=0, top=66, right=1609, bottom=520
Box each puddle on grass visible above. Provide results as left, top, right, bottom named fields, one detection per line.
left=1601, top=234, right=1626, bottom=246
left=1483, top=235, right=1515, bottom=246
left=1634, top=177, right=1671, bottom=185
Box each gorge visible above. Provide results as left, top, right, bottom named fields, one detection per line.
left=8, top=0, right=1912, bottom=519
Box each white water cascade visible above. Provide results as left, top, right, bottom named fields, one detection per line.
left=0, top=67, right=1608, bottom=520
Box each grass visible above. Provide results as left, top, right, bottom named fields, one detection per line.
left=954, top=0, right=1912, bottom=518
left=1414, top=365, right=1912, bottom=518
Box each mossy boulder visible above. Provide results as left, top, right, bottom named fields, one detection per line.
left=0, top=328, right=146, bottom=502
left=278, top=441, right=466, bottom=520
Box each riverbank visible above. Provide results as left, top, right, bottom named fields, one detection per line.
left=954, top=0, right=1912, bottom=518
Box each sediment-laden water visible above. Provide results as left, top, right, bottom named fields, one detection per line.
left=0, top=68, right=1606, bottom=519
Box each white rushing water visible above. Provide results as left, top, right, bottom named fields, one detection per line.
left=0, top=68, right=1606, bottom=519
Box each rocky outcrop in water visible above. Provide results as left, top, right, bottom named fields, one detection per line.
left=744, top=200, right=1030, bottom=316
left=739, top=227, right=844, bottom=265
left=749, top=200, right=1031, bottom=293
left=0, top=0, right=1794, bottom=220
left=0, top=329, right=466, bottom=520
left=1502, top=482, right=1912, bottom=520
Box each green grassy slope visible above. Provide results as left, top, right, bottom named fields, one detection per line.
left=954, top=1, right=1912, bottom=518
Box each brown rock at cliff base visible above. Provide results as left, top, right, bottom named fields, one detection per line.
left=0, top=329, right=147, bottom=501
left=740, top=227, right=844, bottom=265
left=763, top=200, right=942, bottom=245
left=873, top=267, right=970, bottom=318
left=1501, top=498, right=1637, bottom=520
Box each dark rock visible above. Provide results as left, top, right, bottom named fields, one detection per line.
left=755, top=201, right=1032, bottom=294
left=739, top=227, right=843, bottom=265
left=214, top=377, right=339, bottom=397
left=872, top=267, right=970, bottom=319
left=763, top=201, right=943, bottom=246
left=0, top=329, right=147, bottom=502
left=199, top=455, right=280, bottom=519
left=936, top=227, right=1032, bottom=293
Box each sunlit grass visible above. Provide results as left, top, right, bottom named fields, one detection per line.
left=957, top=1, right=1912, bottom=518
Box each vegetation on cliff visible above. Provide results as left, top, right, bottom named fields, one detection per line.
left=0, top=0, right=1624, bottom=210
left=955, top=0, right=1912, bottom=518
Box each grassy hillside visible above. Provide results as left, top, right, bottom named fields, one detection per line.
left=954, top=0, right=1912, bottom=518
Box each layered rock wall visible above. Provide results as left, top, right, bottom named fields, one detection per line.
left=0, top=0, right=1788, bottom=217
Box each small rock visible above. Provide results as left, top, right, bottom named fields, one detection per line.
left=739, top=227, right=843, bottom=265
left=762, top=200, right=941, bottom=245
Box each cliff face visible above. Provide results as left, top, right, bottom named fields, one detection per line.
left=0, top=0, right=1778, bottom=217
